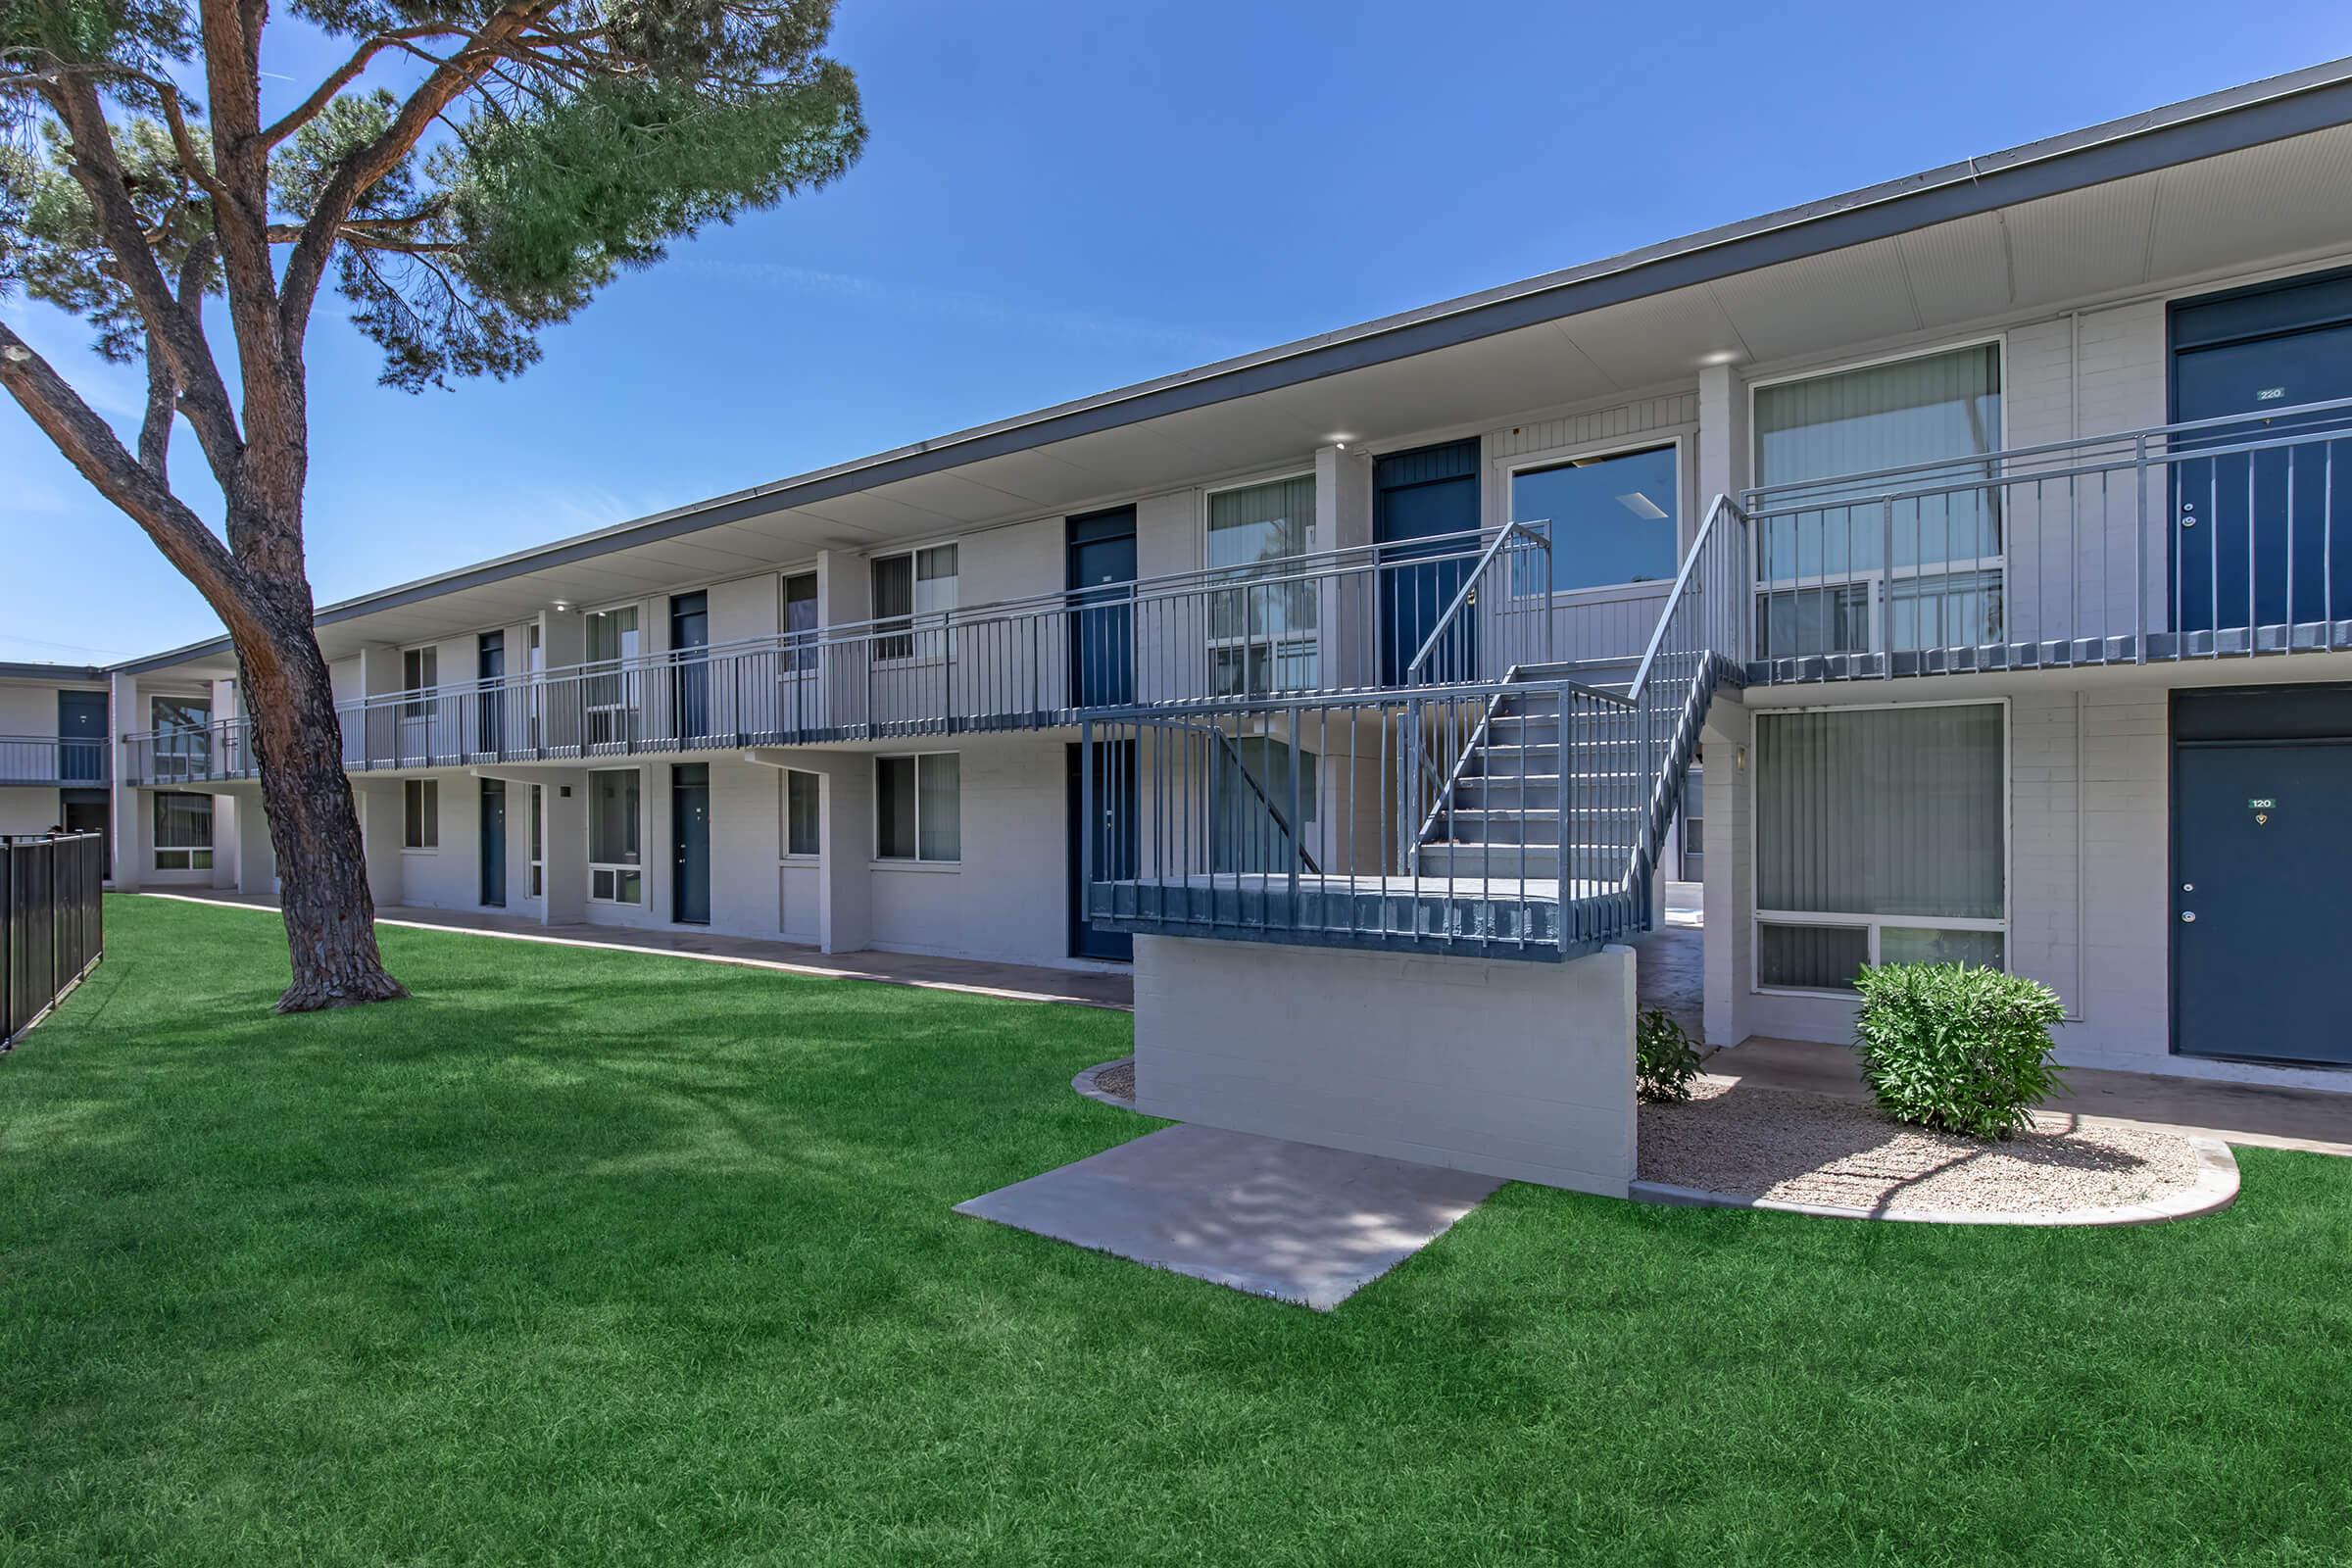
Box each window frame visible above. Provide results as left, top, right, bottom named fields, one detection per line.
left=1747, top=696, right=2013, bottom=999
left=151, top=789, right=214, bottom=871
left=402, top=777, right=439, bottom=852
left=1496, top=429, right=1694, bottom=600
left=780, top=569, right=820, bottom=673
left=781, top=767, right=822, bottom=860
left=869, top=543, right=958, bottom=663
left=1200, top=469, right=1321, bottom=697
left=871, top=751, right=960, bottom=865
left=400, top=645, right=438, bottom=720
left=147, top=694, right=213, bottom=782
left=1745, top=337, right=2012, bottom=659
left=586, top=765, right=643, bottom=904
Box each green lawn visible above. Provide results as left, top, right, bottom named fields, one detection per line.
left=2, top=896, right=2346, bottom=1566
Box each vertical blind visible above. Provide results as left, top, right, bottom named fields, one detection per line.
left=1755, top=344, right=2001, bottom=494
left=1755, top=704, right=2004, bottom=919
left=1754, top=344, right=2003, bottom=579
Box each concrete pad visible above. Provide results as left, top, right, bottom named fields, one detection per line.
left=954, top=1124, right=1500, bottom=1311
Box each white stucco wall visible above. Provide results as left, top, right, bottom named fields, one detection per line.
left=1134, top=935, right=1638, bottom=1195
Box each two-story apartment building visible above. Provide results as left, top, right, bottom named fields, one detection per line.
left=0, top=662, right=114, bottom=866
left=92, top=58, right=2352, bottom=1097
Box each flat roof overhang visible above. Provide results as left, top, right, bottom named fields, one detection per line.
left=122, top=57, right=2352, bottom=681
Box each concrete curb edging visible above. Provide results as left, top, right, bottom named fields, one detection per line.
left=1072, top=1057, right=1140, bottom=1111
left=1629, top=1136, right=2240, bottom=1227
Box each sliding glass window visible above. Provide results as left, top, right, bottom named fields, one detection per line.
left=1206, top=475, right=1318, bottom=695
left=874, top=753, right=958, bottom=862
left=1753, top=702, right=2006, bottom=992
left=152, top=791, right=213, bottom=871
left=1753, top=344, right=2003, bottom=658
left=588, top=766, right=642, bottom=903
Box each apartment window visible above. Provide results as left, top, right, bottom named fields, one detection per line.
left=1753, top=344, right=2004, bottom=657
left=1210, top=737, right=1316, bottom=874
left=1508, top=442, right=1679, bottom=593
left=528, top=783, right=545, bottom=898
left=1206, top=474, right=1319, bottom=695
left=585, top=607, right=641, bottom=747
left=403, top=778, right=439, bottom=850
left=401, top=646, right=437, bottom=719
left=1753, top=703, right=2006, bottom=992
left=588, top=767, right=642, bottom=903
left=783, top=768, right=821, bottom=858
left=871, top=545, right=956, bottom=661
left=875, top=753, right=958, bottom=862
left=781, top=571, right=819, bottom=671
left=152, top=791, right=213, bottom=871
left=150, top=695, right=211, bottom=780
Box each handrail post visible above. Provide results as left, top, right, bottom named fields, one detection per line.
left=1079, top=718, right=1095, bottom=931
left=2133, top=433, right=2149, bottom=663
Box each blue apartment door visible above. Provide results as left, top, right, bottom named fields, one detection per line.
left=671, top=762, right=710, bottom=924
left=479, top=778, right=507, bottom=907
left=1067, top=508, right=1136, bottom=709
left=1066, top=741, right=1135, bottom=960
left=1376, top=440, right=1482, bottom=684
left=476, top=631, right=505, bottom=756
left=2173, top=688, right=2352, bottom=1066
left=56, top=691, right=107, bottom=783
left=2170, top=270, right=2352, bottom=636
left=669, top=591, right=710, bottom=740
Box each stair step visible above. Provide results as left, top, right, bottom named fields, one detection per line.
left=1415, top=843, right=1633, bottom=880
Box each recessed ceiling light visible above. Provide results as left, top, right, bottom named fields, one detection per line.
left=1615, top=492, right=1670, bottom=521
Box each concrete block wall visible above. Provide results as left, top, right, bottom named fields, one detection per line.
left=1134, top=935, right=1638, bottom=1195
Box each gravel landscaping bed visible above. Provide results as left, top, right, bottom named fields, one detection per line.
left=1083, top=1058, right=1135, bottom=1103
left=1640, top=1078, right=2208, bottom=1217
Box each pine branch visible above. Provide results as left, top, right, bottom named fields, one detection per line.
left=259, top=24, right=475, bottom=148
left=276, top=2, right=554, bottom=342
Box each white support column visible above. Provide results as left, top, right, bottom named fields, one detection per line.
left=108, top=669, right=141, bottom=891
left=1697, top=359, right=1750, bottom=515
left=1316, top=441, right=1376, bottom=688
left=233, top=786, right=277, bottom=895
left=540, top=768, right=589, bottom=925
left=814, top=750, right=871, bottom=955
left=1700, top=688, right=1753, bottom=1050
left=354, top=777, right=405, bottom=907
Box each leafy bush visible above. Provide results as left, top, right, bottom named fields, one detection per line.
left=1851, top=962, right=2067, bottom=1140
left=1637, top=1007, right=1703, bottom=1104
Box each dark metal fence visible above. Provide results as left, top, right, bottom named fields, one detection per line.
left=2, top=832, right=106, bottom=1051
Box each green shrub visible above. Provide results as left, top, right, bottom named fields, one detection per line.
left=1851, top=962, right=2067, bottom=1140
left=1636, top=1007, right=1703, bottom=1104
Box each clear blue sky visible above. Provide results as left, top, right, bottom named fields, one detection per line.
left=4, top=0, right=2347, bottom=664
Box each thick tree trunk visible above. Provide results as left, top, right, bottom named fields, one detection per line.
left=234, top=568, right=407, bottom=1012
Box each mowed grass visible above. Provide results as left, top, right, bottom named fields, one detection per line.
left=2, top=898, right=2347, bottom=1566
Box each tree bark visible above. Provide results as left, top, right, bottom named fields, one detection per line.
left=231, top=547, right=407, bottom=1011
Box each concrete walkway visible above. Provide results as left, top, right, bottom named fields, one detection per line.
left=956, top=1123, right=1500, bottom=1310
left=135, top=891, right=1134, bottom=1009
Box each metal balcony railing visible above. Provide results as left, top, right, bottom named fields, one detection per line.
left=121, top=719, right=258, bottom=787
left=123, top=526, right=1581, bottom=775
left=1742, top=394, right=2352, bottom=681
left=0, top=736, right=111, bottom=788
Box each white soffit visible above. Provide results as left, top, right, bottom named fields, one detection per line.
left=2146, top=120, right=2352, bottom=279
left=1895, top=212, right=2017, bottom=327
left=1708, top=235, right=1925, bottom=362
